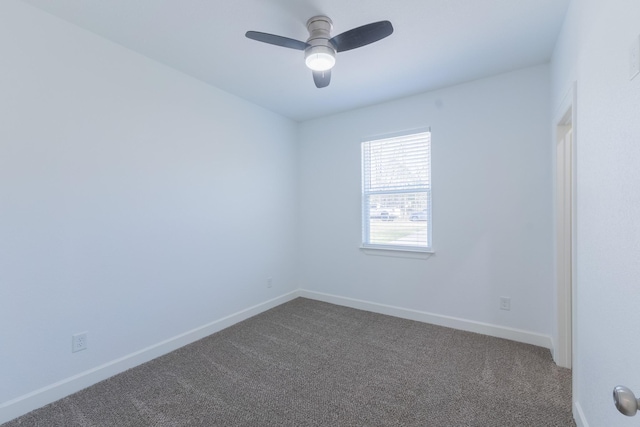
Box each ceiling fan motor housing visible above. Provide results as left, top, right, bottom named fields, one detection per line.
left=305, top=16, right=336, bottom=71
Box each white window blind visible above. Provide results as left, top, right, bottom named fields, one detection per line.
left=361, top=131, right=431, bottom=251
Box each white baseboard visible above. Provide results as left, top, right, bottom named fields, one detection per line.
left=0, top=290, right=299, bottom=425
left=298, top=289, right=553, bottom=350
left=573, top=400, right=589, bottom=427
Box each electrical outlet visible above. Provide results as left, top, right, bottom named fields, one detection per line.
left=499, top=297, right=511, bottom=311
left=72, top=332, right=88, bottom=353
left=267, top=277, right=272, bottom=288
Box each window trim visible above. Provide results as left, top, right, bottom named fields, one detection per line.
left=360, top=128, right=432, bottom=254
left=359, top=245, right=435, bottom=258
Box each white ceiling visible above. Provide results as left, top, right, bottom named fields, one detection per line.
left=20, top=0, right=569, bottom=122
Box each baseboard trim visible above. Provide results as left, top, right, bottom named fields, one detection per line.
left=573, top=400, right=589, bottom=427
left=298, top=289, right=553, bottom=350
left=0, top=290, right=299, bottom=425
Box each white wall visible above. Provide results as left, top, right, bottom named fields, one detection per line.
left=0, top=0, right=297, bottom=418
left=297, top=66, right=554, bottom=343
left=551, top=1, right=640, bottom=426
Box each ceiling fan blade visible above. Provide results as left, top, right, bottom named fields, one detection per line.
left=313, top=70, right=331, bottom=88
left=245, top=31, right=309, bottom=50
left=329, top=21, right=393, bottom=53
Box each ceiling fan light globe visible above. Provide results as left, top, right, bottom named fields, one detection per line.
left=305, top=46, right=336, bottom=71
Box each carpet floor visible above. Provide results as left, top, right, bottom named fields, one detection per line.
left=4, top=298, right=575, bottom=426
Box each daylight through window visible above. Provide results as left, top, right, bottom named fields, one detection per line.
left=361, top=131, right=431, bottom=251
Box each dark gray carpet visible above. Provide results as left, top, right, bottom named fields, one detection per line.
left=4, top=298, right=575, bottom=426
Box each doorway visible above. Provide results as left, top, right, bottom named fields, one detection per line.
left=555, top=85, right=576, bottom=370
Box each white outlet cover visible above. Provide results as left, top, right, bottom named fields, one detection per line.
left=630, top=35, right=640, bottom=81
left=72, top=332, right=88, bottom=352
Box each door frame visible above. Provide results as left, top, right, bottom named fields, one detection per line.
left=554, top=82, right=577, bottom=369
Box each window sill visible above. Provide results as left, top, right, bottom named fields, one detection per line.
left=359, top=246, right=435, bottom=259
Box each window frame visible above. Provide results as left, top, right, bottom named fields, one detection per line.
left=360, top=129, right=433, bottom=254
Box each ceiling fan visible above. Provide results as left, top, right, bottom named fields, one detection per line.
left=246, top=16, right=393, bottom=88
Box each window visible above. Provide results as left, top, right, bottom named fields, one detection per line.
left=361, top=131, right=431, bottom=252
